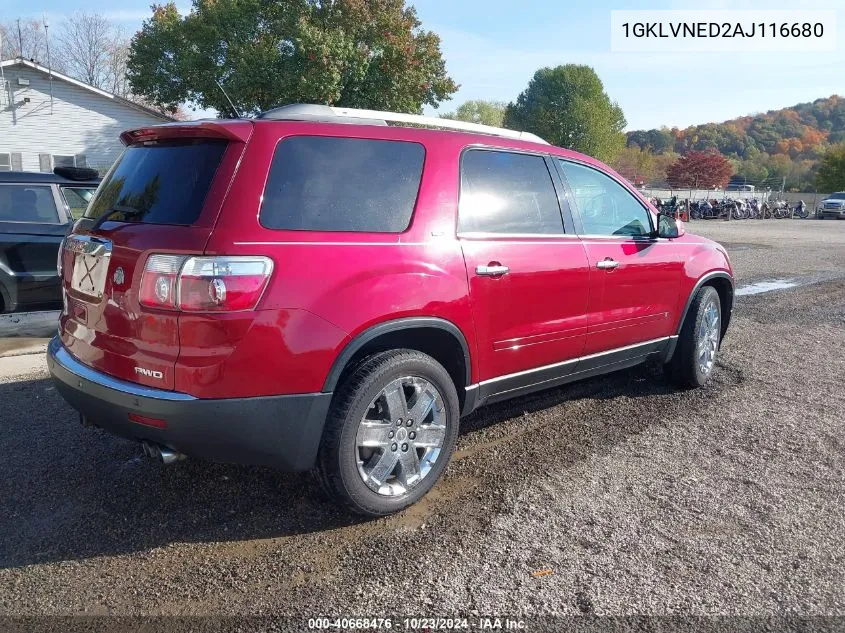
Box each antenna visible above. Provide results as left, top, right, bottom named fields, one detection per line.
left=43, top=14, right=53, bottom=114
left=214, top=80, right=241, bottom=119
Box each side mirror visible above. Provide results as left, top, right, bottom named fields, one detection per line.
left=657, top=213, right=685, bottom=239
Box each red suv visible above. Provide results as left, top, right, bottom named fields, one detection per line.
left=48, top=105, right=733, bottom=516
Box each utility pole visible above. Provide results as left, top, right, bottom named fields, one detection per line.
left=17, top=19, right=23, bottom=58
left=43, top=14, right=53, bottom=114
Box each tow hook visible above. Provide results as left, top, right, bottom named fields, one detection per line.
left=141, top=441, right=186, bottom=465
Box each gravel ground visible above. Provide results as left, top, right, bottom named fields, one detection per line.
left=1, top=219, right=844, bottom=622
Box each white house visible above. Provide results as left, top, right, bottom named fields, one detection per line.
left=0, top=58, right=172, bottom=173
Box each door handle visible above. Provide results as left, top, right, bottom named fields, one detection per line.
left=476, top=264, right=510, bottom=277
left=596, top=258, right=619, bottom=270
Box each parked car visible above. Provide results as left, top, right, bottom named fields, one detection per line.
left=818, top=192, right=845, bottom=219
left=47, top=105, right=734, bottom=516
left=0, top=167, right=100, bottom=313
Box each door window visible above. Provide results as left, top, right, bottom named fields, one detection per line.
left=459, top=150, right=563, bottom=234
left=557, top=160, right=652, bottom=237
left=0, top=185, right=61, bottom=223
left=61, top=186, right=97, bottom=219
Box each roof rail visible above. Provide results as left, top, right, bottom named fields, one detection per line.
left=256, top=104, right=549, bottom=145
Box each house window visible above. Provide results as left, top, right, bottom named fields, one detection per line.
left=51, top=154, right=88, bottom=169
left=0, top=154, right=10, bottom=172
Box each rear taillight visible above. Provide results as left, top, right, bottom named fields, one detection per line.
left=139, top=254, right=273, bottom=312
left=140, top=255, right=184, bottom=309
left=178, top=257, right=274, bottom=311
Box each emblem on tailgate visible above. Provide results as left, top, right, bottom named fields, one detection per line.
left=135, top=367, right=164, bottom=380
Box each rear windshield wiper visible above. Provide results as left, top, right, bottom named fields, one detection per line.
left=89, top=205, right=144, bottom=231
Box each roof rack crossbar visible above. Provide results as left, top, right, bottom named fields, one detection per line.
left=256, top=104, right=549, bottom=145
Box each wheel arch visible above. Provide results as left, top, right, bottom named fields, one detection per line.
left=322, top=317, right=474, bottom=411
left=677, top=271, right=734, bottom=339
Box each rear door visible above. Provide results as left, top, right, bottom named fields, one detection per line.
left=458, top=148, right=590, bottom=386
left=555, top=159, right=683, bottom=355
left=0, top=183, right=69, bottom=311
left=59, top=123, right=251, bottom=389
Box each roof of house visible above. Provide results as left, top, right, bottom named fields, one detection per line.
left=0, top=58, right=174, bottom=122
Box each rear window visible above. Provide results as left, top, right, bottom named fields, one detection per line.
left=85, top=140, right=226, bottom=225
left=260, top=136, right=425, bottom=232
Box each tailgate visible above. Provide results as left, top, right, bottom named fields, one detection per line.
left=58, top=124, right=251, bottom=389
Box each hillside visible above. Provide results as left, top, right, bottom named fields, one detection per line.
left=625, top=95, right=845, bottom=190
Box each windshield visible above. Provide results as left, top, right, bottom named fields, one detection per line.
left=829, top=193, right=845, bottom=200
left=85, top=139, right=226, bottom=225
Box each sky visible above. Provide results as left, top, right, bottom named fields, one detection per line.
left=3, top=0, right=843, bottom=131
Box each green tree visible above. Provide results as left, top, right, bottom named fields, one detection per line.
left=127, top=0, right=458, bottom=116
left=503, top=65, right=626, bottom=162
left=815, top=143, right=845, bottom=191
left=440, top=100, right=506, bottom=127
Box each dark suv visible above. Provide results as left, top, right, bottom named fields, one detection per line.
left=0, top=168, right=100, bottom=313
left=48, top=105, right=733, bottom=516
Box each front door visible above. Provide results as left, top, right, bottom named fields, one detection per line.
left=555, top=159, right=683, bottom=356
left=458, top=148, right=590, bottom=386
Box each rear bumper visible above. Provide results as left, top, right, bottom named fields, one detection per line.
left=47, top=337, right=332, bottom=471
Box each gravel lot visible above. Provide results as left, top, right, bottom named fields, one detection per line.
left=1, top=219, right=844, bottom=622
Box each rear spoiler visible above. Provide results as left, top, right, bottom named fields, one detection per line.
left=120, top=120, right=253, bottom=145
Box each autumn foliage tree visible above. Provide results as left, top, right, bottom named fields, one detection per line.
left=666, top=151, right=733, bottom=190
left=815, top=143, right=845, bottom=192
left=127, top=0, right=458, bottom=116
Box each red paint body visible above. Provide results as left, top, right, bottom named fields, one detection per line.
left=58, top=119, right=732, bottom=400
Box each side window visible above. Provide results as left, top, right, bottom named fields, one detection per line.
left=459, top=150, right=563, bottom=234
left=61, top=186, right=96, bottom=220
left=260, top=137, right=425, bottom=233
left=0, top=185, right=60, bottom=223
left=558, top=160, right=653, bottom=237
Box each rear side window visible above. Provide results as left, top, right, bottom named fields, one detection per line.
left=85, top=140, right=226, bottom=225
left=0, top=185, right=60, bottom=223
left=260, top=136, right=425, bottom=232
left=61, top=186, right=96, bottom=220
left=459, top=150, right=563, bottom=234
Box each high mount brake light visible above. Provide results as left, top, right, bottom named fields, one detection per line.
left=139, top=255, right=273, bottom=312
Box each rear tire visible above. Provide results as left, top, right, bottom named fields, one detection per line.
left=664, top=286, right=722, bottom=388
left=316, top=349, right=460, bottom=517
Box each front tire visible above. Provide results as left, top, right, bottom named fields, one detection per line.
left=665, top=286, right=722, bottom=388
left=316, top=349, right=460, bottom=517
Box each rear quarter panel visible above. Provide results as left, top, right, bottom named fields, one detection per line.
left=193, top=123, right=477, bottom=397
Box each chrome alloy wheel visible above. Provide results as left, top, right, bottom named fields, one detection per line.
left=355, top=376, right=447, bottom=497
left=697, top=299, right=721, bottom=376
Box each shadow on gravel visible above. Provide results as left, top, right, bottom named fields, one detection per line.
left=0, top=363, right=689, bottom=569
left=460, top=360, right=681, bottom=436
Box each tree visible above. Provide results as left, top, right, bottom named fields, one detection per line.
left=127, top=0, right=458, bottom=117
left=611, top=147, right=657, bottom=187
left=56, top=13, right=113, bottom=89
left=503, top=65, right=626, bottom=162
left=0, top=19, right=52, bottom=64
left=666, top=150, right=733, bottom=189
left=440, top=100, right=506, bottom=127
left=815, top=143, right=845, bottom=191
